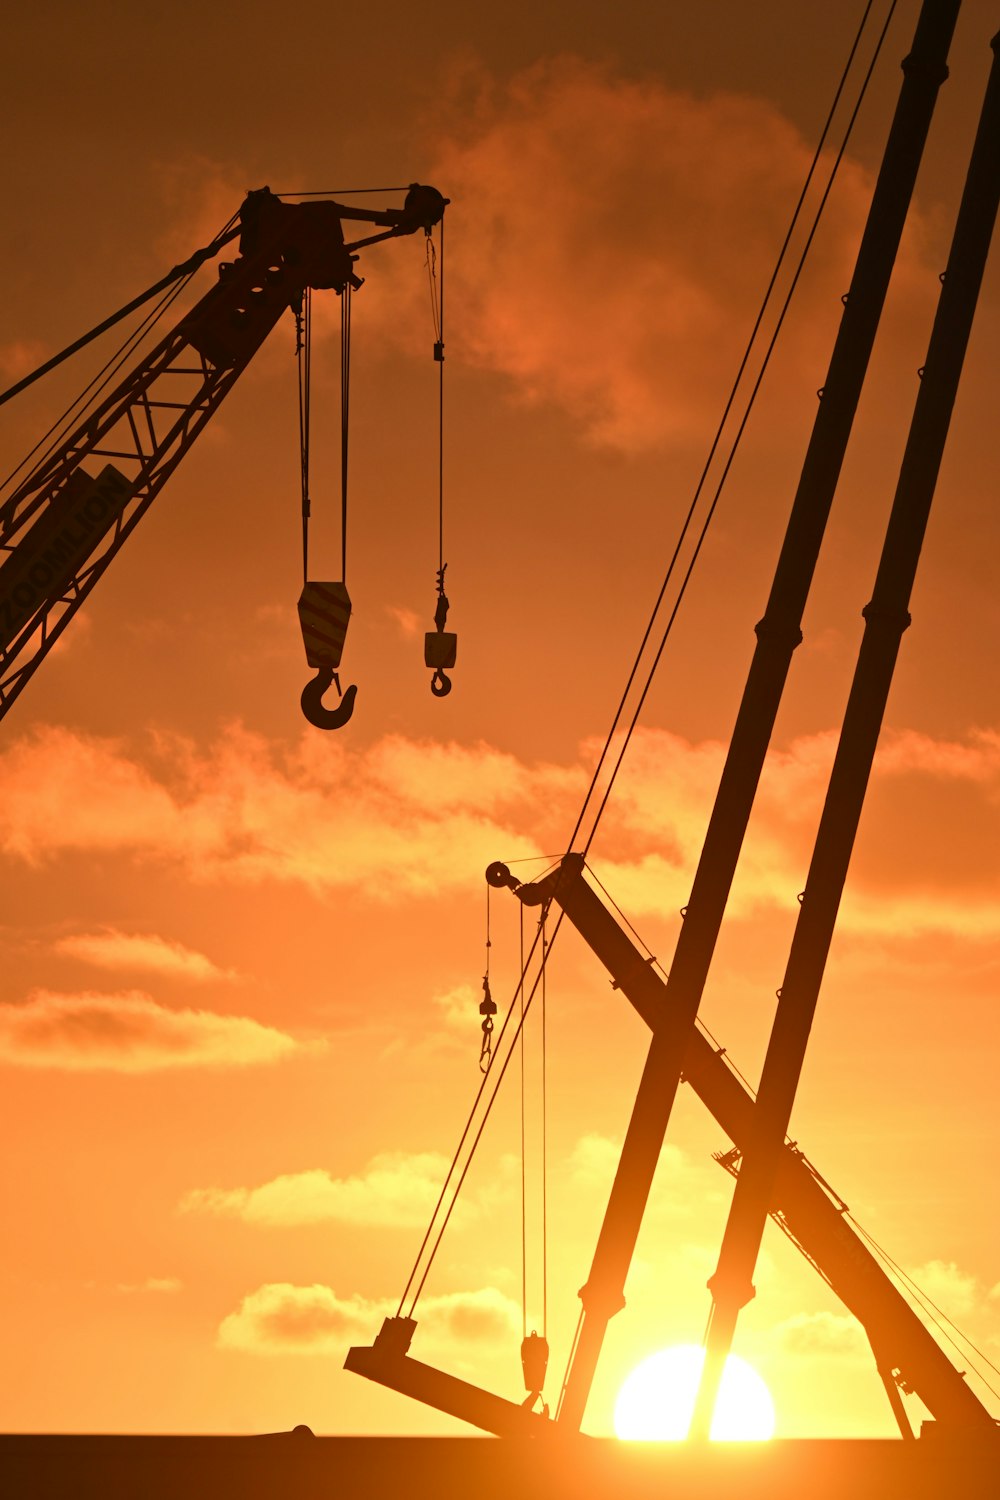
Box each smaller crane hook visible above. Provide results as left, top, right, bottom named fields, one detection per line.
left=300, top=667, right=358, bottom=731
left=425, top=565, right=457, bottom=698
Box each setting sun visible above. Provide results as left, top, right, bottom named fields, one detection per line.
left=614, top=1345, right=776, bottom=1441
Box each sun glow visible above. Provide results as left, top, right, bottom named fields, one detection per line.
left=614, top=1344, right=776, bottom=1441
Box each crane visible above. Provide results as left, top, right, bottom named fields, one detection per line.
left=488, top=855, right=997, bottom=1437
left=349, top=848, right=997, bottom=1438
left=0, top=182, right=447, bottom=726
left=347, top=0, right=1000, bottom=1447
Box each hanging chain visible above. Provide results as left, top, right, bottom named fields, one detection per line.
left=479, top=879, right=497, bottom=1071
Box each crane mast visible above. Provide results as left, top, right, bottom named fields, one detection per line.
left=0, top=184, right=446, bottom=721
left=550, top=0, right=961, bottom=1432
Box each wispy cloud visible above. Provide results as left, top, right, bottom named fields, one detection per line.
left=355, top=58, right=929, bottom=452
left=569, top=1133, right=723, bottom=1223
left=774, top=1310, right=867, bottom=1357
left=114, top=1276, right=183, bottom=1296
left=775, top=1258, right=989, bottom=1359
left=55, top=930, right=236, bottom=983
left=0, top=990, right=303, bottom=1072
left=217, top=1282, right=519, bottom=1355
left=181, top=1151, right=454, bottom=1230
left=0, top=724, right=551, bottom=896
left=906, top=1259, right=979, bottom=1320
left=433, top=982, right=481, bottom=1032
left=0, top=338, right=48, bottom=381
left=2, top=722, right=999, bottom=938
left=386, top=605, right=421, bottom=640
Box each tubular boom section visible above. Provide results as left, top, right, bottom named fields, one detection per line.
left=556, top=0, right=961, bottom=1432
left=691, top=25, right=1000, bottom=1439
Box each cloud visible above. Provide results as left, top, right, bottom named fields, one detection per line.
left=55, top=930, right=235, bottom=983
left=0, top=990, right=302, bottom=1072
left=422, top=1286, right=521, bottom=1345
left=567, top=1132, right=625, bottom=1187
left=568, top=1133, right=720, bottom=1223
left=152, top=155, right=254, bottom=268
left=775, top=1310, right=867, bottom=1357
left=877, top=728, right=1000, bottom=784
left=434, top=982, right=482, bottom=1032
left=907, top=1260, right=978, bottom=1320
left=386, top=605, right=421, bottom=640
left=586, top=725, right=1000, bottom=937
left=0, top=339, right=48, bottom=382
left=0, top=724, right=551, bottom=897
left=2, top=721, right=1000, bottom=937
left=181, top=1151, right=453, bottom=1229
left=218, top=1283, right=380, bottom=1353
left=47, top=609, right=93, bottom=657
left=775, top=1261, right=988, bottom=1359
left=217, top=1282, right=519, bottom=1355
left=356, top=58, right=929, bottom=452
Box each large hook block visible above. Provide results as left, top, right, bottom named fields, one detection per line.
left=298, top=581, right=351, bottom=669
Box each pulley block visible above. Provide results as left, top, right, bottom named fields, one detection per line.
left=298, top=580, right=351, bottom=668
left=424, top=629, right=457, bottom=672
left=298, top=581, right=357, bottom=730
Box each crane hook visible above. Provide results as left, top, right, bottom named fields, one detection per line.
left=300, top=667, right=358, bottom=731
left=425, top=565, right=456, bottom=697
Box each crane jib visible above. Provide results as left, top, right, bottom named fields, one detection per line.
left=0, top=464, right=132, bottom=648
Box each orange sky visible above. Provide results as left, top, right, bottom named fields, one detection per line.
left=1, top=0, right=998, bottom=1442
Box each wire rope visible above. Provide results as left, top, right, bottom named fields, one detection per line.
left=565, top=0, right=890, bottom=865
left=401, top=910, right=562, bottom=1316
left=580, top=7, right=895, bottom=863
left=433, top=221, right=445, bottom=572
left=273, top=186, right=410, bottom=198
left=555, top=1307, right=585, bottom=1422
left=297, top=288, right=313, bottom=583
left=341, top=285, right=352, bottom=581
left=395, top=905, right=551, bottom=1315
left=540, top=907, right=549, bottom=1339
left=516, top=902, right=550, bottom=1343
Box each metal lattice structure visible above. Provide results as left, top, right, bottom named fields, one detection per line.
left=0, top=184, right=446, bottom=720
